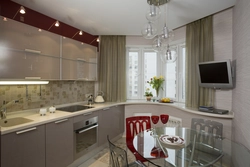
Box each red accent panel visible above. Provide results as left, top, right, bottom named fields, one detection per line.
left=0, top=0, right=98, bottom=48
left=126, top=116, right=151, bottom=162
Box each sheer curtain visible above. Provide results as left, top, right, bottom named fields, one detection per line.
left=185, top=16, right=214, bottom=108
left=98, top=36, right=126, bottom=102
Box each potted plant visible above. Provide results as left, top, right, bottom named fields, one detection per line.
left=145, top=88, right=153, bottom=101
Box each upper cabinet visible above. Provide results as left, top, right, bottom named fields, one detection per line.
left=62, top=37, right=97, bottom=81
left=0, top=18, right=98, bottom=81
left=0, top=19, right=60, bottom=80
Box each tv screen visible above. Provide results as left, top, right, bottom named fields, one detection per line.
left=197, top=60, right=234, bottom=89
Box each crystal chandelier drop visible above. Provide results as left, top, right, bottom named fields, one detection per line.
left=141, top=0, right=176, bottom=63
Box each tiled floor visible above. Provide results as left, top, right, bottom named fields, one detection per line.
left=78, top=137, right=135, bottom=167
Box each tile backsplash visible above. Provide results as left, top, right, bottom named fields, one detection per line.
left=0, top=81, right=95, bottom=113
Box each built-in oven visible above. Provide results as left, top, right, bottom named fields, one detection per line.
left=73, top=116, right=98, bottom=160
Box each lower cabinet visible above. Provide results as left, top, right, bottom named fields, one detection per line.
left=1, top=125, right=46, bottom=167
left=98, top=105, right=125, bottom=145
left=45, top=118, right=74, bottom=167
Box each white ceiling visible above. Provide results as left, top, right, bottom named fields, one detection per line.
left=12, top=0, right=235, bottom=36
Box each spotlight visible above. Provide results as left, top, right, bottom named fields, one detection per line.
left=20, top=6, right=26, bottom=14
left=55, top=21, right=60, bottom=27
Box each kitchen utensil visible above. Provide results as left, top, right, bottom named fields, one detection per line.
left=95, top=91, right=105, bottom=103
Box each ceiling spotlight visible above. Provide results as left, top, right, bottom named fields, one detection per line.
left=96, top=38, right=100, bottom=42
left=79, top=31, right=83, bottom=35
left=3, top=17, right=8, bottom=21
left=55, top=21, right=60, bottom=27
left=20, top=6, right=26, bottom=14
left=38, top=29, right=42, bottom=32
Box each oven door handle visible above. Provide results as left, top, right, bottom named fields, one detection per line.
left=76, top=124, right=98, bottom=134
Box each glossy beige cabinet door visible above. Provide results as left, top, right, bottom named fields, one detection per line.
left=45, top=118, right=74, bottom=167
left=62, top=37, right=97, bottom=80
left=0, top=18, right=60, bottom=79
left=1, top=125, right=45, bottom=167
left=98, top=105, right=125, bottom=145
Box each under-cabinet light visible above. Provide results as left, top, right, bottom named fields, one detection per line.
left=0, top=81, right=49, bottom=85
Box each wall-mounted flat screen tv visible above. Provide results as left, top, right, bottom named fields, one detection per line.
left=197, top=60, right=234, bottom=89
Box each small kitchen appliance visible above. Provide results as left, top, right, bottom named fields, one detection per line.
left=94, top=91, right=105, bottom=103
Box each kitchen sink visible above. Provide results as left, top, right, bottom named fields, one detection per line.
left=57, top=105, right=93, bottom=113
left=0, top=117, right=33, bottom=127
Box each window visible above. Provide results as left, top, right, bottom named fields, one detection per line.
left=126, top=43, right=185, bottom=103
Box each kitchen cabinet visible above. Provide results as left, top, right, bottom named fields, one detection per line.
left=0, top=18, right=60, bottom=80
left=98, top=105, right=125, bottom=145
left=46, top=118, right=74, bottom=167
left=0, top=18, right=98, bottom=81
left=77, top=59, right=97, bottom=81
left=62, top=37, right=98, bottom=80
left=1, top=125, right=45, bottom=167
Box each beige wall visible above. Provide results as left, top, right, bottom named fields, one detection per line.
left=213, top=8, right=233, bottom=111
left=232, top=0, right=250, bottom=149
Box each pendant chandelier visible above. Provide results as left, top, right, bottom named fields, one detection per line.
left=141, top=0, right=177, bottom=63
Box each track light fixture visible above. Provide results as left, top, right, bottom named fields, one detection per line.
left=13, top=6, right=26, bottom=19
left=72, top=30, right=83, bottom=38
left=55, top=21, right=60, bottom=27
left=48, top=20, right=60, bottom=30
left=20, top=6, right=26, bottom=14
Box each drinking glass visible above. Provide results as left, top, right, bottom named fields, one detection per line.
left=151, top=115, right=159, bottom=125
left=151, top=115, right=159, bottom=137
left=150, top=115, right=168, bottom=158
left=160, top=114, right=169, bottom=125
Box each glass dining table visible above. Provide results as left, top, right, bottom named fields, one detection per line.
left=133, top=127, right=232, bottom=167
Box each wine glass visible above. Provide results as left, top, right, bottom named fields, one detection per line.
left=151, top=115, right=159, bottom=137
left=151, top=115, right=159, bottom=125
left=150, top=115, right=168, bottom=158
left=160, top=114, right=169, bottom=125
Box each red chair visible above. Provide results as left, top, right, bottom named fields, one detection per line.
left=126, top=116, right=151, bottom=162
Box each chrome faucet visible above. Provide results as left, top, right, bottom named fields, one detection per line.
left=0, top=99, right=21, bottom=119
left=0, top=101, right=7, bottom=119
left=87, top=95, right=94, bottom=105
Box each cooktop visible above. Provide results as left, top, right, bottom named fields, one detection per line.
left=57, top=105, right=93, bottom=112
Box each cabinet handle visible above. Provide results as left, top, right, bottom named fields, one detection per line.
left=55, top=119, right=68, bottom=124
left=16, top=127, right=37, bottom=135
left=76, top=124, right=98, bottom=134
left=83, top=112, right=93, bottom=116
left=24, top=49, right=41, bottom=54
left=102, top=107, right=110, bottom=111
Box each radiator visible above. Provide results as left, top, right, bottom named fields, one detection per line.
left=166, top=116, right=182, bottom=127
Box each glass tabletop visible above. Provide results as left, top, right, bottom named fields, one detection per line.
left=133, top=127, right=227, bottom=167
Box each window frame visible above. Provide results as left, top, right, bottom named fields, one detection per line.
left=126, top=42, right=185, bottom=103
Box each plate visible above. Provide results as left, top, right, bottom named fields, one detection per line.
left=159, top=135, right=185, bottom=149
left=159, top=100, right=174, bottom=103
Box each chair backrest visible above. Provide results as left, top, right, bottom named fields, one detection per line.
left=125, top=116, right=151, bottom=162
left=191, top=118, right=223, bottom=148
left=126, top=116, right=151, bottom=141
left=107, top=136, right=129, bottom=167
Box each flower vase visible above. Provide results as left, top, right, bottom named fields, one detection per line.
left=155, top=87, right=161, bottom=101
left=156, top=88, right=159, bottom=98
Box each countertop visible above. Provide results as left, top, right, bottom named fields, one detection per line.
left=0, top=101, right=234, bottom=135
